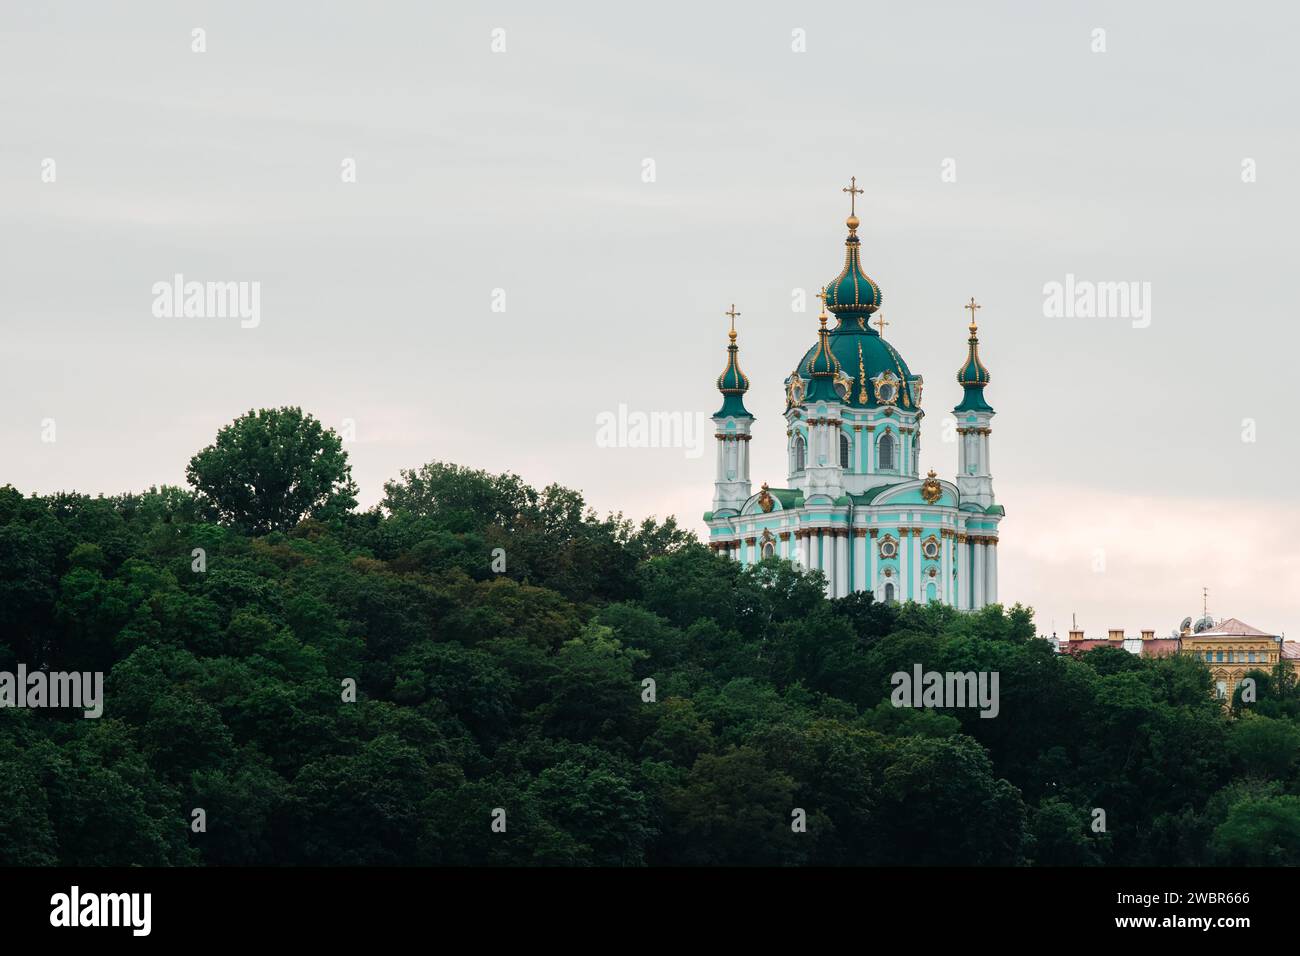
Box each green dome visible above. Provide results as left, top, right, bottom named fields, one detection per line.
left=954, top=318, right=993, bottom=412
left=806, top=314, right=841, bottom=377
left=824, top=216, right=883, bottom=317
left=715, top=324, right=753, bottom=418
left=787, top=322, right=918, bottom=410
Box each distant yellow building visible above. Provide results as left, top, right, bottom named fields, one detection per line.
left=1180, top=617, right=1281, bottom=699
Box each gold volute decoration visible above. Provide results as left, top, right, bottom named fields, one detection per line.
left=857, top=342, right=870, bottom=404
left=921, top=469, right=943, bottom=504
left=757, top=482, right=774, bottom=513
left=833, top=368, right=854, bottom=400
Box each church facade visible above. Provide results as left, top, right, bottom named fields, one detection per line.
left=704, top=183, right=1004, bottom=608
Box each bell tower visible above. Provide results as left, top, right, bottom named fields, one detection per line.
left=954, top=298, right=995, bottom=510
left=711, top=305, right=753, bottom=514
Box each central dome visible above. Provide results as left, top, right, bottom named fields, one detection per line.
left=791, top=322, right=917, bottom=409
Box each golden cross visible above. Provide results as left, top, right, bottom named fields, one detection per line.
left=725, top=303, right=740, bottom=332
left=815, top=287, right=827, bottom=309
left=842, top=176, right=863, bottom=217
left=964, top=296, right=981, bottom=326
left=875, top=313, right=889, bottom=335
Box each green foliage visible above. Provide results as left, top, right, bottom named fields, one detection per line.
left=185, top=407, right=358, bottom=535
left=4, top=415, right=1298, bottom=865
left=1211, top=794, right=1300, bottom=865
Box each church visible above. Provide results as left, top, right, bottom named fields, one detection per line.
left=704, top=179, right=1004, bottom=608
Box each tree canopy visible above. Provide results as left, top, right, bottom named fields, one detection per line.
left=185, top=407, right=358, bottom=535
left=3, top=409, right=1299, bottom=866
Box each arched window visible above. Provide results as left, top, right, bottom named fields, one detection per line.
left=761, top=540, right=775, bottom=559
left=927, top=582, right=937, bottom=603
left=884, top=582, right=896, bottom=604
left=794, top=434, right=806, bottom=472
left=878, top=431, right=896, bottom=471
left=839, top=432, right=850, bottom=469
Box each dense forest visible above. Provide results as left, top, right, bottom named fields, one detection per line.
left=3, top=407, right=1300, bottom=866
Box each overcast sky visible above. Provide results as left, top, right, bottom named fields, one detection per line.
left=3, top=1, right=1297, bottom=639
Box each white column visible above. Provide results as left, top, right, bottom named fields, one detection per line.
left=982, top=538, right=993, bottom=606
left=800, top=531, right=811, bottom=568
left=868, top=531, right=878, bottom=596
left=910, top=530, right=921, bottom=602
left=972, top=538, right=986, bottom=610
left=835, top=531, right=849, bottom=598
left=853, top=531, right=867, bottom=593
left=956, top=535, right=968, bottom=609
left=898, top=529, right=908, bottom=601
left=822, top=530, right=835, bottom=597
left=946, top=530, right=956, bottom=606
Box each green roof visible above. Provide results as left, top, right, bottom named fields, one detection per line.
left=714, top=393, right=753, bottom=419
left=954, top=321, right=993, bottom=413
left=767, top=488, right=804, bottom=509
left=851, top=483, right=902, bottom=505
left=824, top=218, right=883, bottom=316
left=789, top=325, right=917, bottom=410
left=714, top=327, right=752, bottom=418
left=954, top=387, right=993, bottom=413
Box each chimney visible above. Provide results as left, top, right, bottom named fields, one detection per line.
left=1108, top=629, right=1124, bottom=642
left=1068, top=629, right=1085, bottom=642
left=1141, top=630, right=1155, bottom=641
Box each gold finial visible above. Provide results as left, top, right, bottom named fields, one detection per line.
left=964, top=296, right=981, bottom=332
left=725, top=303, right=740, bottom=340
left=842, top=175, right=863, bottom=218
left=816, top=286, right=830, bottom=324
left=875, top=312, right=889, bottom=336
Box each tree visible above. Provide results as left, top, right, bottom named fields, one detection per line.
left=185, top=408, right=357, bottom=535
left=1211, top=794, right=1300, bottom=865
left=661, top=746, right=813, bottom=865
left=871, top=735, right=1027, bottom=865
left=1228, top=714, right=1300, bottom=780
left=1028, top=798, right=1104, bottom=866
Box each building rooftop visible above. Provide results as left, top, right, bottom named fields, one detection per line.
left=1188, top=617, right=1279, bottom=640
